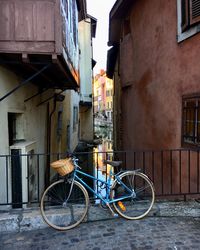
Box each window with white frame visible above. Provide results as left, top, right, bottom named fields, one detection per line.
left=177, top=0, right=200, bottom=42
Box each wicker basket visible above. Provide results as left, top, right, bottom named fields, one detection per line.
left=50, top=158, right=74, bottom=176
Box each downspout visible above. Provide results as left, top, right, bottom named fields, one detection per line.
left=46, top=96, right=57, bottom=188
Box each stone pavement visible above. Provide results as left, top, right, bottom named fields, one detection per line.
left=1, top=200, right=200, bottom=233
left=1, top=216, right=200, bottom=250
left=1, top=200, right=200, bottom=249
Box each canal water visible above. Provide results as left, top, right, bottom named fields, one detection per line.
left=93, top=125, right=114, bottom=203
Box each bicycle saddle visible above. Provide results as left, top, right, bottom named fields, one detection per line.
left=103, top=160, right=122, bottom=167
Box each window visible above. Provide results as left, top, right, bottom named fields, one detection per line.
left=182, top=96, right=200, bottom=145
left=181, top=0, right=189, bottom=32
left=62, top=0, right=68, bottom=19
left=97, top=88, right=101, bottom=97
left=123, top=18, right=131, bottom=37
left=73, top=106, right=78, bottom=131
left=177, top=0, right=200, bottom=42
left=72, top=0, right=77, bottom=47
left=181, top=0, right=200, bottom=31
left=57, top=106, right=63, bottom=140
left=8, top=113, right=25, bottom=145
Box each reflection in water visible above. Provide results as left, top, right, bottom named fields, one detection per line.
left=95, top=169, right=107, bottom=199
left=93, top=70, right=113, bottom=202
left=93, top=141, right=113, bottom=203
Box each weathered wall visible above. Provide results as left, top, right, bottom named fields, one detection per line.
left=78, top=18, right=93, bottom=142
left=0, top=66, right=47, bottom=154
left=0, top=65, right=47, bottom=205
left=120, top=0, right=200, bottom=151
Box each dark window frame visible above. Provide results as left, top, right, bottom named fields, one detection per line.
left=181, top=0, right=200, bottom=32
left=57, top=106, right=63, bottom=140
left=63, top=0, right=68, bottom=19
left=73, top=106, right=78, bottom=131
left=72, top=0, right=77, bottom=47
left=189, top=0, right=200, bottom=25
left=182, top=95, right=200, bottom=147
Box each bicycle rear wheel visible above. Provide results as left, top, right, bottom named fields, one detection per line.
left=111, top=171, right=155, bottom=220
left=40, top=179, right=89, bottom=230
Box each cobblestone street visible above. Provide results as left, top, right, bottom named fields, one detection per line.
left=0, top=216, right=200, bottom=250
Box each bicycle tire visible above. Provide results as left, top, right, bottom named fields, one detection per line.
left=111, top=171, right=155, bottom=220
left=40, top=179, right=89, bottom=230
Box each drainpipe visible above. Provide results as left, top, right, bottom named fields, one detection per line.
left=46, top=96, right=57, bottom=188
left=45, top=93, right=65, bottom=187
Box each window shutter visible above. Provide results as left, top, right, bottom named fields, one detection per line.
left=189, top=0, right=200, bottom=25
left=181, top=0, right=189, bottom=32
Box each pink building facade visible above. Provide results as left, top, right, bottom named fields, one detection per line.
left=107, top=0, right=200, bottom=198
left=108, top=0, right=200, bottom=151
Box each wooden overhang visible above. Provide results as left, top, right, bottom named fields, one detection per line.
left=0, top=0, right=87, bottom=97
left=106, top=0, right=133, bottom=78
left=77, top=0, right=87, bottom=21
left=106, top=45, right=119, bottom=79
left=86, top=14, right=97, bottom=38
left=0, top=53, right=79, bottom=91
left=108, top=0, right=134, bottom=46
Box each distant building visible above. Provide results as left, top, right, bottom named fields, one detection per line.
left=93, top=69, right=113, bottom=159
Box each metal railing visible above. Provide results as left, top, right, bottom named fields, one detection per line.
left=0, top=151, right=94, bottom=209
left=113, top=149, right=200, bottom=199
left=0, top=148, right=200, bottom=209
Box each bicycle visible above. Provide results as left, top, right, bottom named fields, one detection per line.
left=40, top=156, right=155, bottom=231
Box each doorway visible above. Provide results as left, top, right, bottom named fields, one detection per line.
left=8, top=112, right=24, bottom=208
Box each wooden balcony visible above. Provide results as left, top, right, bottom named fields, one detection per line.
left=0, top=0, right=86, bottom=90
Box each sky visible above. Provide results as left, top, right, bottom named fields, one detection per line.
left=86, top=0, right=116, bottom=74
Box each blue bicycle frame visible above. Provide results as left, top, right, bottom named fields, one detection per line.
left=71, top=161, right=134, bottom=205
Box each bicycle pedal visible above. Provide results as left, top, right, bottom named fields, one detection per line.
left=113, top=213, right=119, bottom=218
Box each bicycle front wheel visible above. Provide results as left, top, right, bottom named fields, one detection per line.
left=111, top=171, right=155, bottom=220
left=40, top=179, right=89, bottom=230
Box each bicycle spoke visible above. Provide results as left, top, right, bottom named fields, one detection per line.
left=40, top=180, right=89, bottom=230
left=112, top=172, right=155, bottom=220
left=135, top=183, right=151, bottom=195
